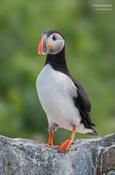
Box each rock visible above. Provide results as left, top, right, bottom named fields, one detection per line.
left=0, top=134, right=115, bottom=175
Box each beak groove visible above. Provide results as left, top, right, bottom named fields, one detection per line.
left=38, top=35, right=48, bottom=55
left=38, top=38, right=43, bottom=55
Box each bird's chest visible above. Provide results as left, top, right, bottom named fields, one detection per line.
left=36, top=65, right=69, bottom=104
left=36, top=65, right=76, bottom=116
left=36, top=64, right=81, bottom=129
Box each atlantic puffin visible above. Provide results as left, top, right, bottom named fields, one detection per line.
left=36, top=29, right=97, bottom=152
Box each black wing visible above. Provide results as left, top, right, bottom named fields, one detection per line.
left=71, top=78, right=95, bottom=129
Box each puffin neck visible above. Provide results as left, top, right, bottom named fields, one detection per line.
left=45, top=48, right=70, bottom=75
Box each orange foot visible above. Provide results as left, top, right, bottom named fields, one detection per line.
left=58, top=138, right=73, bottom=152
left=48, top=142, right=53, bottom=146
left=58, top=127, right=76, bottom=152
left=48, top=131, right=54, bottom=146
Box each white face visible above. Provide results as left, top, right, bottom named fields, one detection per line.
left=46, top=33, right=65, bottom=55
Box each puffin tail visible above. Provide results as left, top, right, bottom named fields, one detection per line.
left=87, top=128, right=98, bottom=136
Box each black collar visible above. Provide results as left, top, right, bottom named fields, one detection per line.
left=45, top=48, right=70, bottom=76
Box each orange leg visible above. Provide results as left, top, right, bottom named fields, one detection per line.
left=48, top=131, right=54, bottom=146
left=58, top=127, right=76, bottom=152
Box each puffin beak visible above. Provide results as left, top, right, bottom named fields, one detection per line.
left=38, top=35, right=47, bottom=55
left=38, top=37, right=43, bottom=55
left=38, top=34, right=54, bottom=55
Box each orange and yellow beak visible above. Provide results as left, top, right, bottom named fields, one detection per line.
left=38, top=37, right=43, bottom=55
left=38, top=35, right=53, bottom=55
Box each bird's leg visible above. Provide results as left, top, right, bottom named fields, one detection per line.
left=48, top=131, right=54, bottom=146
left=58, top=127, right=76, bottom=152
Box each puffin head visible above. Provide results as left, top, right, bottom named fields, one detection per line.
left=38, top=30, right=65, bottom=55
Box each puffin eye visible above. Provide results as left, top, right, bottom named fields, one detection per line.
left=52, top=35, right=56, bottom=41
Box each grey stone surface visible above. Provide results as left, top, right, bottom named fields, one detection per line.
left=0, top=134, right=114, bottom=175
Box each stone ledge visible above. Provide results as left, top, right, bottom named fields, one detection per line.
left=0, top=134, right=115, bottom=175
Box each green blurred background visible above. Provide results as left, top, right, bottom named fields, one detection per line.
left=0, top=0, right=115, bottom=143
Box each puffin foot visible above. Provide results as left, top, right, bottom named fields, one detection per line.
left=48, top=143, right=53, bottom=146
left=58, top=138, right=73, bottom=152
left=48, top=131, right=54, bottom=146
left=58, top=127, right=76, bottom=152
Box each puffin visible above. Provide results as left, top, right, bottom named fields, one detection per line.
left=36, top=29, right=97, bottom=152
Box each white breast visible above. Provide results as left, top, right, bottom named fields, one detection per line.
left=36, top=64, right=81, bottom=131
